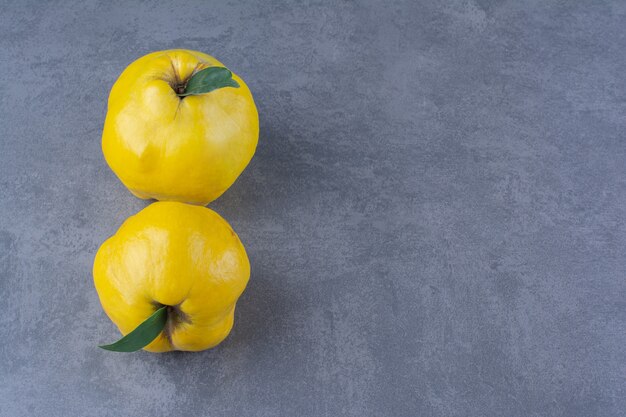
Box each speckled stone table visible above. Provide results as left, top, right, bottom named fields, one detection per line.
left=0, top=1, right=624, bottom=416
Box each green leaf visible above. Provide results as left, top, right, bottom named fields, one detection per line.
left=178, top=66, right=240, bottom=97
left=99, top=306, right=168, bottom=352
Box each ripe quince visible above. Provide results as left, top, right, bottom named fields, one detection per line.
left=102, top=50, right=258, bottom=205
left=94, top=202, right=250, bottom=352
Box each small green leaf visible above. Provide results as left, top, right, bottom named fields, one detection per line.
left=178, top=66, right=239, bottom=97
left=99, top=307, right=168, bottom=352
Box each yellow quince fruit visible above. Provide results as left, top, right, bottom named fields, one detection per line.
left=102, top=49, right=259, bottom=205
left=93, top=202, right=250, bottom=352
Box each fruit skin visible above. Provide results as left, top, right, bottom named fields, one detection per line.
left=93, top=202, right=250, bottom=352
left=102, top=49, right=259, bottom=205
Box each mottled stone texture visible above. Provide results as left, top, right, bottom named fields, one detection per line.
left=0, top=1, right=624, bottom=416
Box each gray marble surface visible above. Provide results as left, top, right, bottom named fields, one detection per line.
left=1, top=1, right=624, bottom=416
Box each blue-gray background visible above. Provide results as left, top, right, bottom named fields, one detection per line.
left=0, top=1, right=624, bottom=416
